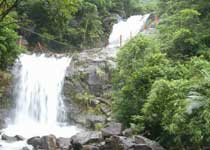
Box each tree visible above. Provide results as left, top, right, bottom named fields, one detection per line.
left=0, top=0, right=22, bottom=21
left=0, top=13, right=23, bottom=69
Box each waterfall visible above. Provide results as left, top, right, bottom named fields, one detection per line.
left=108, top=14, right=150, bottom=48
left=13, top=54, right=69, bottom=125
left=1, top=54, right=80, bottom=140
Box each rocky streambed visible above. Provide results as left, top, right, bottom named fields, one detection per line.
left=1, top=122, right=165, bottom=150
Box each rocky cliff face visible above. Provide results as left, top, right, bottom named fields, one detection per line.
left=63, top=48, right=117, bottom=128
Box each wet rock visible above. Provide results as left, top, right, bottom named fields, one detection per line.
left=1, top=134, right=18, bottom=142
left=101, top=122, right=123, bottom=138
left=27, top=136, right=42, bottom=149
left=27, top=135, right=57, bottom=150
left=15, top=135, right=25, bottom=141
left=71, top=131, right=102, bottom=149
left=22, top=147, right=30, bottom=150
left=41, top=135, right=57, bottom=150
left=27, top=136, right=42, bottom=148
left=56, top=137, right=71, bottom=150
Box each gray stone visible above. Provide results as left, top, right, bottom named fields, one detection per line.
left=122, top=128, right=133, bottom=137
left=101, top=136, right=152, bottom=150
left=135, top=136, right=165, bottom=150
left=86, top=115, right=106, bottom=128
left=27, top=135, right=57, bottom=150
left=101, top=122, right=123, bottom=138
left=63, top=48, right=115, bottom=126
left=1, top=134, right=18, bottom=142
left=22, top=147, right=30, bottom=150
left=83, top=145, right=99, bottom=150
left=41, top=134, right=57, bottom=150
left=56, top=137, right=71, bottom=150
left=15, top=135, right=25, bottom=141
left=71, top=131, right=102, bottom=149
left=27, top=136, right=42, bottom=148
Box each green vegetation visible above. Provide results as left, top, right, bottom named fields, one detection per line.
left=16, top=0, right=149, bottom=50
left=113, top=0, right=210, bottom=149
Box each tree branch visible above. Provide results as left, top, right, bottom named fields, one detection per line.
left=0, top=0, right=22, bottom=21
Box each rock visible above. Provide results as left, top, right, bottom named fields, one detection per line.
left=131, top=144, right=152, bottom=150
left=122, top=128, right=133, bottom=137
left=83, top=145, right=99, bottom=150
left=86, top=115, right=106, bottom=129
left=22, top=147, right=30, bottom=150
left=56, top=137, right=71, bottom=150
left=101, top=122, right=123, bottom=138
left=100, top=104, right=111, bottom=116
left=27, top=136, right=42, bottom=148
left=1, top=134, right=18, bottom=142
left=41, top=135, right=57, bottom=150
left=135, top=136, right=165, bottom=150
left=63, top=48, right=115, bottom=125
left=71, top=131, right=102, bottom=149
left=15, top=135, right=25, bottom=141
left=27, top=135, right=57, bottom=150
left=101, top=136, right=152, bottom=150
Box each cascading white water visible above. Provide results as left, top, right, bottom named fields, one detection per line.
left=13, top=54, right=68, bottom=126
left=108, top=14, right=150, bottom=48
left=0, top=54, right=80, bottom=150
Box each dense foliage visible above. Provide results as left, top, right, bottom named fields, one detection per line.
left=16, top=0, right=150, bottom=50
left=0, top=13, right=23, bottom=70
left=113, top=0, right=210, bottom=149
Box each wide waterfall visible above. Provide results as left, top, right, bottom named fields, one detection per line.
left=0, top=54, right=80, bottom=150
left=108, top=14, right=150, bottom=48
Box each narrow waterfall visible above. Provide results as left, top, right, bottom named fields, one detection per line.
left=108, top=14, right=150, bottom=48
left=2, top=54, right=80, bottom=139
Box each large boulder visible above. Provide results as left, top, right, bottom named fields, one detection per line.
left=101, top=122, right=123, bottom=138
left=71, top=131, right=102, bottom=149
left=41, top=135, right=57, bottom=150
left=63, top=48, right=115, bottom=124
left=27, top=135, right=57, bottom=150
left=27, top=136, right=42, bottom=149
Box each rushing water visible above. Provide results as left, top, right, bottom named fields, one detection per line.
left=108, top=14, right=150, bottom=48
left=0, top=54, right=80, bottom=150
